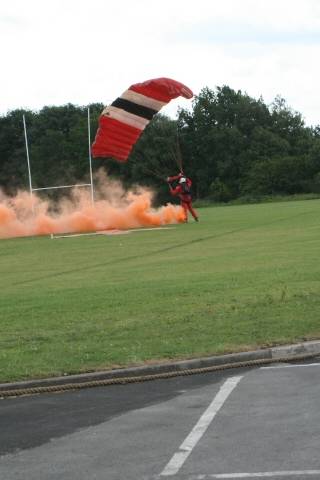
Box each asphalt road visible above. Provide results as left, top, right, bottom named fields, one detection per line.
left=0, top=360, right=319, bottom=479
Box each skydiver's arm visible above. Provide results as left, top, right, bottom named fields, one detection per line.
left=167, top=173, right=184, bottom=182
left=169, top=185, right=180, bottom=196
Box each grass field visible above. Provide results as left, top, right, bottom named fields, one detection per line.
left=1, top=199, right=320, bottom=382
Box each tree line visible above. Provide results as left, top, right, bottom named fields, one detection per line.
left=1, top=85, right=320, bottom=205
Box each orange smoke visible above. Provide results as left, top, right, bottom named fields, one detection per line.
left=0, top=173, right=185, bottom=239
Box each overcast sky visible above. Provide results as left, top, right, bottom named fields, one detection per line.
left=1, top=0, right=320, bottom=126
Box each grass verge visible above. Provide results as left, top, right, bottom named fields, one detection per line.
left=1, top=199, right=320, bottom=382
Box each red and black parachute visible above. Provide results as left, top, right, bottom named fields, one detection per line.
left=91, top=77, right=193, bottom=162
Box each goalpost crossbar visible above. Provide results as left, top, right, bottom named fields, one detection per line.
left=32, top=183, right=92, bottom=192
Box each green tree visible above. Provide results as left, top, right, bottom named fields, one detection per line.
left=1, top=90, right=320, bottom=204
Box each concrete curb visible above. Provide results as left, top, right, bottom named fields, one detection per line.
left=1, top=340, right=319, bottom=393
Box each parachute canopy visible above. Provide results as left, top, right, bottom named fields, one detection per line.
left=91, top=77, right=193, bottom=162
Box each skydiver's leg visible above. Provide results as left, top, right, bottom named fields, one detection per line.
left=187, top=202, right=199, bottom=221
left=181, top=201, right=188, bottom=222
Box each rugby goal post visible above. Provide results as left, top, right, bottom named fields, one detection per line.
left=23, top=107, right=94, bottom=209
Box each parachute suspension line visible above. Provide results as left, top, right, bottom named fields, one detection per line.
left=87, top=107, right=95, bottom=205
left=23, top=114, right=34, bottom=214
left=130, top=157, right=165, bottom=182
left=144, top=167, right=166, bottom=182
left=155, top=119, right=182, bottom=174
left=156, top=118, right=184, bottom=174
left=141, top=154, right=168, bottom=180
left=167, top=134, right=184, bottom=174
left=169, top=144, right=181, bottom=172
left=150, top=155, right=170, bottom=178
left=151, top=151, right=172, bottom=176
left=175, top=134, right=184, bottom=173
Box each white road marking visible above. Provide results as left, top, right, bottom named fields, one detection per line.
left=209, top=470, right=320, bottom=478
left=261, top=363, right=320, bottom=370
left=160, top=375, right=243, bottom=477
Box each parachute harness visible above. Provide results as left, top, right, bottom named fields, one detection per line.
left=0, top=351, right=319, bottom=398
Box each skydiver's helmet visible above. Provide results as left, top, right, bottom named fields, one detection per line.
left=179, top=177, right=187, bottom=184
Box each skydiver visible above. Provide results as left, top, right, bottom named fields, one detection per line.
left=167, top=173, right=199, bottom=223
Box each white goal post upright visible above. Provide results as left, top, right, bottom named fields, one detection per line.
left=23, top=107, right=95, bottom=207
left=22, top=114, right=34, bottom=212
left=87, top=107, right=94, bottom=204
